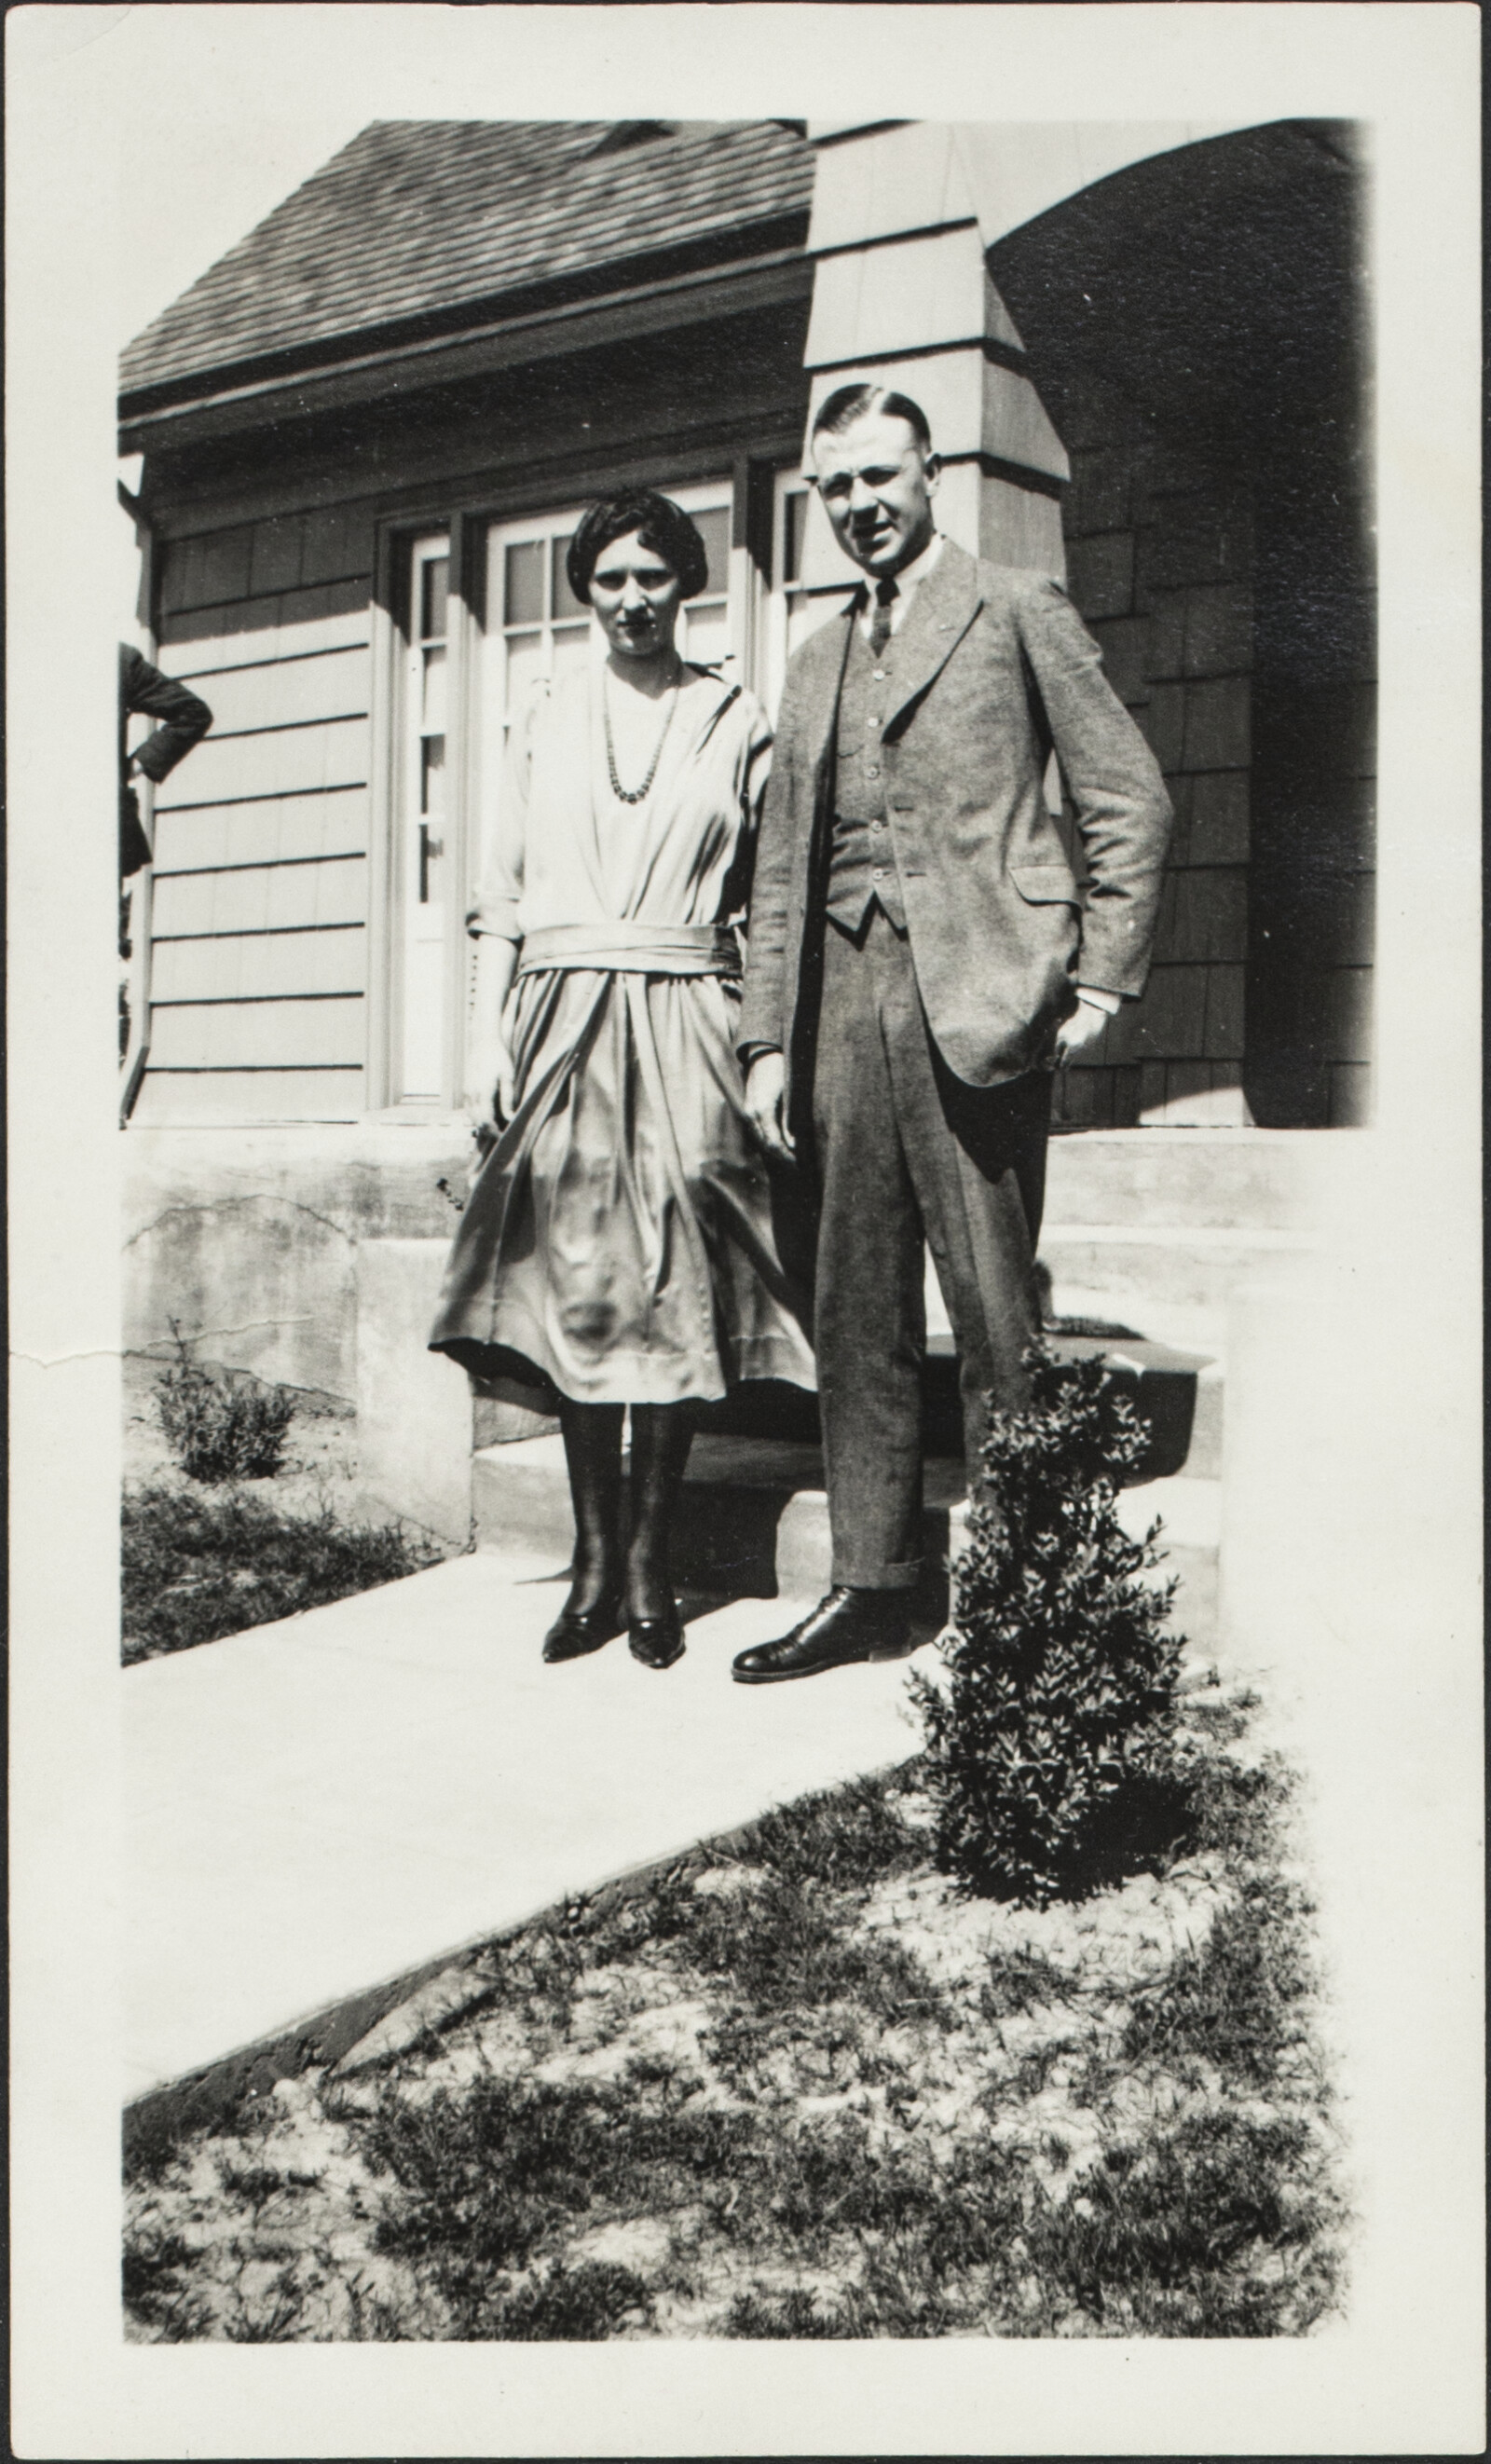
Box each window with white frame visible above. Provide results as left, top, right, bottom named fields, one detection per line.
left=763, top=469, right=858, bottom=712
left=394, top=534, right=450, bottom=1104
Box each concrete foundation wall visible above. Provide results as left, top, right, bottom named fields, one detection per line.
left=123, top=1122, right=474, bottom=1395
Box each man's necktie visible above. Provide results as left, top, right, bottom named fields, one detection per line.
left=868, top=575, right=898, bottom=658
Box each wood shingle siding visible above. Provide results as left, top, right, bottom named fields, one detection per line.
left=157, top=508, right=372, bottom=614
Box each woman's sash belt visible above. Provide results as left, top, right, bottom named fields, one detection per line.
left=517, top=922, right=740, bottom=978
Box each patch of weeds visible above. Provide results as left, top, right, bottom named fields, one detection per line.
left=980, top=1946, right=1074, bottom=2020
left=1184, top=1688, right=1263, bottom=1747
left=476, top=2259, right=655, bottom=2341
left=503, top=1927, right=587, bottom=2028
left=681, top=1872, right=948, bottom=2031
left=124, top=2100, right=185, bottom=2187
left=216, top=2160, right=321, bottom=2223
left=121, top=1483, right=440, bottom=1663
left=1021, top=2110, right=1343, bottom=2335
left=725, top=2285, right=848, bottom=2337
left=1006, top=2035, right=1083, bottom=2101
left=221, top=2263, right=318, bottom=2342
left=123, top=2223, right=212, bottom=2341
left=360, top=2072, right=756, bottom=2330
left=1181, top=1741, right=1292, bottom=1865
left=735, top=1765, right=929, bottom=1890
left=1123, top=1872, right=1316, bottom=2091
left=154, top=1326, right=297, bottom=1484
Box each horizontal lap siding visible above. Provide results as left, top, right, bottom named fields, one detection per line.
left=150, top=996, right=364, bottom=1069
left=184, top=645, right=368, bottom=737
left=132, top=1069, right=364, bottom=1125
left=153, top=716, right=369, bottom=809
left=152, top=786, right=366, bottom=872
left=143, top=508, right=375, bottom=1122
left=152, top=854, right=365, bottom=936
left=159, top=578, right=369, bottom=671
left=151, top=928, right=365, bottom=1002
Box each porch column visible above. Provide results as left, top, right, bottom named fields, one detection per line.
left=797, top=121, right=1069, bottom=584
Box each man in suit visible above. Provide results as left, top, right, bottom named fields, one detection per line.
left=732, top=383, right=1171, bottom=1685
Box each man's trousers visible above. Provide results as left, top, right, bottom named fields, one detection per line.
left=810, top=905, right=1051, bottom=1591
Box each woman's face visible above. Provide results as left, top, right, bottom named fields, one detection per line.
left=588, top=529, right=683, bottom=662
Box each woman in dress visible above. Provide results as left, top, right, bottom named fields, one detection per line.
left=431, top=488, right=814, bottom=1671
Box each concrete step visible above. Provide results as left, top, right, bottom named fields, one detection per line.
left=1035, top=1223, right=1311, bottom=1357
left=698, top=1326, right=1220, bottom=1484
left=1042, top=1126, right=1349, bottom=1231
left=473, top=1432, right=1219, bottom=1646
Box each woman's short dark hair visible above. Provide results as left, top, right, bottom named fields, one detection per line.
left=566, top=489, right=710, bottom=605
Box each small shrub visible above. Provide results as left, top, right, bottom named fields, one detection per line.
left=153, top=1326, right=296, bottom=1484
left=912, top=1346, right=1186, bottom=1906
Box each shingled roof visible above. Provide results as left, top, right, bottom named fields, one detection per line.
left=120, top=118, right=814, bottom=409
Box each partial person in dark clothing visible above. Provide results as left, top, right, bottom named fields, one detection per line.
left=119, top=643, right=212, bottom=877
left=119, top=645, right=212, bottom=1060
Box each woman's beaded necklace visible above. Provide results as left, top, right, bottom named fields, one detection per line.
left=604, top=663, right=681, bottom=805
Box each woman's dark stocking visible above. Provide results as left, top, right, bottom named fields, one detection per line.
left=624, top=1403, right=693, bottom=1666
left=542, top=1400, right=625, bottom=1663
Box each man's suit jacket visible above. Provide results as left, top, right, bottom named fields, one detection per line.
left=739, top=540, right=1172, bottom=1100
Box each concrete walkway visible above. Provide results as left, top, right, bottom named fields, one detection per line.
left=124, top=1555, right=935, bottom=2102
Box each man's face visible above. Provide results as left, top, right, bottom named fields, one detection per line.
left=811, top=411, right=940, bottom=579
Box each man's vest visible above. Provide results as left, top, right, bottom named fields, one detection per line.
left=826, top=614, right=908, bottom=933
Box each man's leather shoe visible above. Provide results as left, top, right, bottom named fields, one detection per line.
left=542, top=1593, right=623, bottom=1663
left=629, top=1608, right=686, bottom=1671
left=732, top=1586, right=915, bottom=1685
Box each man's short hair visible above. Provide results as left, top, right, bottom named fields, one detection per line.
left=811, top=382, right=934, bottom=454
left=566, top=487, right=710, bottom=606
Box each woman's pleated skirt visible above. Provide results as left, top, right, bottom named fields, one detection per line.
left=429, top=965, right=815, bottom=1406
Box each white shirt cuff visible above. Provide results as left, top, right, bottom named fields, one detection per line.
left=1075, top=985, right=1121, bottom=1016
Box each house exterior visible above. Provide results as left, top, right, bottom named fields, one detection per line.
left=118, top=116, right=1373, bottom=1518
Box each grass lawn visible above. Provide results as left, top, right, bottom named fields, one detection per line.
left=124, top=1683, right=1347, bottom=2341
left=122, top=1482, right=444, bottom=1665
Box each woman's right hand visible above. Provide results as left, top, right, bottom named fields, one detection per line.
left=494, top=1041, right=517, bottom=1127
left=467, top=1039, right=515, bottom=1137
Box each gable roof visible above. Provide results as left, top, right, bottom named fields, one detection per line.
left=120, top=118, right=813, bottom=411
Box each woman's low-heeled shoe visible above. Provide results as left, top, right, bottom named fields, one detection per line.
left=628, top=1609, right=686, bottom=1670
left=541, top=1596, right=623, bottom=1663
